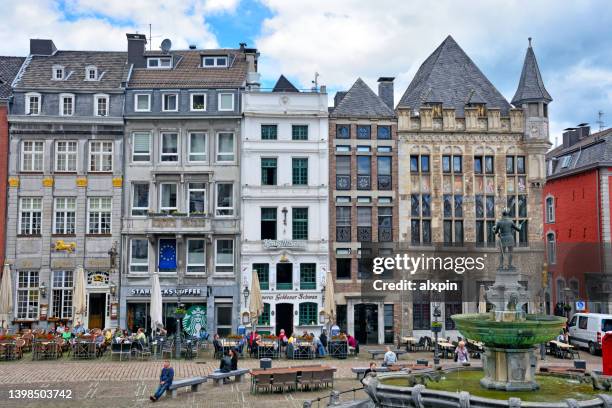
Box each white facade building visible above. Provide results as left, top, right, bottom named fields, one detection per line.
left=240, top=80, right=329, bottom=337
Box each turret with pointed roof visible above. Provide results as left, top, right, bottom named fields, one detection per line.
left=511, top=37, right=552, bottom=106
left=331, top=77, right=395, bottom=118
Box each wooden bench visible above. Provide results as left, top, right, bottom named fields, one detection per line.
left=168, top=376, right=207, bottom=398
left=351, top=366, right=390, bottom=380
left=367, top=349, right=407, bottom=359
left=209, top=368, right=250, bottom=386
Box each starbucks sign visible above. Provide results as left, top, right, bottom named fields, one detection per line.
left=183, top=305, right=207, bottom=336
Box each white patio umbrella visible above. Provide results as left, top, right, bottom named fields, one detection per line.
left=249, top=270, right=264, bottom=328
left=0, top=264, right=13, bottom=330
left=150, top=272, right=163, bottom=332
left=72, top=265, right=87, bottom=325
left=478, top=284, right=487, bottom=313
left=323, top=270, right=336, bottom=325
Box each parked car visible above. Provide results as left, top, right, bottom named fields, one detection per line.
left=567, top=313, right=612, bottom=355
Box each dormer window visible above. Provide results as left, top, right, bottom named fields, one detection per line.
left=147, top=57, right=172, bottom=69
left=59, top=93, right=75, bottom=116
left=53, top=65, right=65, bottom=80
left=25, top=93, right=41, bottom=115
left=94, top=94, right=109, bottom=116
left=85, top=66, right=98, bottom=81
left=202, top=56, right=228, bottom=68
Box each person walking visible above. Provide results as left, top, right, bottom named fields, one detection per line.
left=454, top=341, right=469, bottom=363
left=150, top=360, right=174, bottom=402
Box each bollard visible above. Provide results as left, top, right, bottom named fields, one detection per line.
left=303, top=401, right=312, bottom=408
left=329, top=390, right=340, bottom=406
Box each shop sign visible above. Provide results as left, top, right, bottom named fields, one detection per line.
left=261, top=293, right=319, bottom=301
left=87, top=271, right=109, bottom=286
left=129, top=288, right=204, bottom=297
left=262, top=239, right=306, bottom=249
left=183, top=305, right=207, bottom=336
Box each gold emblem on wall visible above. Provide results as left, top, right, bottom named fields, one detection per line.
left=76, top=177, right=87, bottom=187
left=42, top=177, right=54, bottom=187
left=112, top=177, right=123, bottom=188
left=54, top=240, right=76, bottom=253
left=8, top=177, right=19, bottom=187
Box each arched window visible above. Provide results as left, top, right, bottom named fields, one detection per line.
left=298, top=302, right=318, bottom=326
left=545, top=196, right=555, bottom=223
left=546, top=232, right=556, bottom=264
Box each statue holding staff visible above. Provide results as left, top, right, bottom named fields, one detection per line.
left=492, top=209, right=524, bottom=269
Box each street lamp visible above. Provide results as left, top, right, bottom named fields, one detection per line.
left=432, top=303, right=442, bottom=366
left=109, top=281, right=117, bottom=300
left=39, top=282, right=47, bottom=298
left=243, top=284, right=250, bottom=307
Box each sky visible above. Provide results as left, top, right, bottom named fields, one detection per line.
left=1, top=0, right=611, bottom=143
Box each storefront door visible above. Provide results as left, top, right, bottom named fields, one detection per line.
left=88, top=293, right=106, bottom=329
left=354, top=303, right=378, bottom=344
left=276, top=303, right=293, bottom=336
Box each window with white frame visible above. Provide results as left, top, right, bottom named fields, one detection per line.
left=55, top=140, right=77, bottom=172
left=160, top=183, right=178, bottom=213
left=19, top=197, right=42, bottom=235
left=202, top=56, right=228, bottom=67
left=85, top=66, right=97, bottom=81
left=188, top=132, right=206, bottom=162
left=94, top=94, right=109, bottom=116
left=87, top=197, right=112, bottom=234
left=546, top=196, right=555, bottom=223
left=17, top=271, right=39, bottom=319
left=134, top=94, right=151, bottom=112
left=25, top=93, right=41, bottom=115
left=51, top=270, right=73, bottom=319
left=546, top=232, right=556, bottom=264
left=162, top=93, right=178, bottom=111
left=215, top=239, right=234, bottom=273
left=190, top=93, right=206, bottom=111
left=218, top=93, right=234, bottom=111
left=130, top=238, right=149, bottom=273
left=21, top=140, right=44, bottom=172
left=186, top=238, right=206, bottom=273
left=131, top=183, right=149, bottom=216
left=53, top=197, right=76, bottom=235
left=89, top=140, right=113, bottom=172
left=188, top=182, right=206, bottom=214
left=52, top=65, right=64, bottom=80
left=132, top=132, right=151, bottom=162
left=59, top=93, right=74, bottom=116
left=215, top=183, right=233, bottom=216
left=216, top=132, right=234, bottom=162
left=147, top=57, right=172, bottom=68
left=160, top=132, right=178, bottom=162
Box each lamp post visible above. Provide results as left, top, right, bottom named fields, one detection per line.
left=432, top=303, right=442, bottom=366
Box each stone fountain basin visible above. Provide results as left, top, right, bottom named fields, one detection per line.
left=451, top=313, right=566, bottom=348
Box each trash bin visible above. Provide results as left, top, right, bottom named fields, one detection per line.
left=260, top=358, right=272, bottom=369
left=574, top=360, right=586, bottom=370
left=416, top=359, right=428, bottom=366
left=603, top=332, right=612, bottom=375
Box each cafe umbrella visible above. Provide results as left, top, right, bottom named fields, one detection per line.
left=150, top=272, right=163, bottom=332
left=0, top=263, right=12, bottom=330
left=73, top=265, right=87, bottom=324
left=323, top=269, right=336, bottom=326
left=249, top=270, right=264, bottom=330
left=478, top=284, right=487, bottom=313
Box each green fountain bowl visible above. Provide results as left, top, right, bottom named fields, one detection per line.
left=451, top=313, right=567, bottom=348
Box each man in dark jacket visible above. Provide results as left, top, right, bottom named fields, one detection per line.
left=150, top=360, right=174, bottom=402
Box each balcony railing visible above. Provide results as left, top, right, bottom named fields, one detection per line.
left=357, top=175, right=371, bottom=190
left=378, top=226, right=393, bottom=242
left=276, top=282, right=293, bottom=290
left=336, top=226, right=351, bottom=242
left=336, top=175, right=350, bottom=190
left=357, top=226, right=372, bottom=242
left=377, top=175, right=392, bottom=190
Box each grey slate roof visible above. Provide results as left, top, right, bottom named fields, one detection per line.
left=272, top=75, right=299, bottom=92
left=511, top=42, right=552, bottom=105
left=397, top=35, right=512, bottom=116
left=330, top=78, right=396, bottom=118
left=0, top=56, right=25, bottom=99
left=547, top=128, right=612, bottom=178
left=14, top=51, right=128, bottom=91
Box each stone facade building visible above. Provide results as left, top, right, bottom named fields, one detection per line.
left=240, top=76, right=329, bottom=336
left=119, top=34, right=259, bottom=336
left=7, top=39, right=126, bottom=330
left=396, top=36, right=550, bottom=340
left=328, top=78, right=399, bottom=344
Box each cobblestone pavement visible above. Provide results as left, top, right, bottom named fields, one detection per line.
left=0, top=349, right=602, bottom=407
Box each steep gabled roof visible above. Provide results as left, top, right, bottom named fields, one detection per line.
left=330, top=78, right=395, bottom=118
left=272, top=75, right=299, bottom=92
left=546, top=128, right=612, bottom=178
left=511, top=40, right=552, bottom=105
left=397, top=35, right=512, bottom=116
left=0, top=56, right=25, bottom=99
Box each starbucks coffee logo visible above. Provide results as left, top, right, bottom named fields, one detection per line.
left=183, top=305, right=207, bottom=336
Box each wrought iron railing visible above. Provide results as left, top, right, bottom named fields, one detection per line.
left=377, top=175, right=392, bottom=190
left=336, top=175, right=350, bottom=190
left=336, top=226, right=351, bottom=242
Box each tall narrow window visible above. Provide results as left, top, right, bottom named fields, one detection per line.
left=444, top=282, right=463, bottom=329
left=442, top=152, right=464, bottom=246
left=53, top=197, right=76, bottom=234
left=260, top=207, right=277, bottom=240
left=25, top=93, right=41, bottom=115
left=215, top=183, right=233, bottom=216
left=188, top=132, right=207, bottom=162
left=357, top=156, right=371, bottom=190
left=21, top=141, right=44, bottom=172
left=410, top=153, right=431, bottom=244
left=216, top=132, right=234, bottom=162
left=186, top=238, right=206, bottom=273
left=506, top=155, right=528, bottom=245
left=292, top=158, right=308, bottom=185
left=19, top=197, right=42, bottom=235
left=475, top=154, right=495, bottom=247
left=336, top=206, right=351, bottom=242
left=261, top=124, right=277, bottom=140
left=87, top=197, right=112, bottom=234
left=546, top=196, right=555, bottom=223
left=160, top=132, right=178, bottom=162
left=253, top=264, right=270, bottom=290
left=52, top=270, right=73, bottom=319
left=292, top=125, right=308, bottom=140
left=132, top=132, right=151, bottom=162
left=188, top=183, right=206, bottom=215
left=94, top=94, right=109, bottom=116
left=292, top=208, right=308, bottom=240
left=131, top=183, right=149, bottom=216
left=357, top=207, right=372, bottom=242
left=89, top=141, right=113, bottom=172
left=413, top=281, right=431, bottom=330
left=377, top=156, right=392, bottom=190
left=336, top=258, right=351, bottom=280
left=261, top=158, right=277, bottom=186
left=55, top=141, right=77, bottom=172
left=16, top=271, right=39, bottom=319
left=159, top=183, right=178, bottom=213
left=130, top=239, right=149, bottom=273
left=299, top=263, right=316, bottom=290
left=378, top=207, right=393, bottom=242
left=60, top=94, right=74, bottom=116
left=336, top=156, right=351, bottom=190
left=546, top=232, right=556, bottom=264
left=215, top=239, right=234, bottom=273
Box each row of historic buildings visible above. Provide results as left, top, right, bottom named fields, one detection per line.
left=2, top=34, right=600, bottom=342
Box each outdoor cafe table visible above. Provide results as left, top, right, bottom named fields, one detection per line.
left=0, top=341, right=17, bottom=361
left=328, top=340, right=348, bottom=359
left=293, top=341, right=314, bottom=359
left=435, top=341, right=455, bottom=359
left=72, top=340, right=97, bottom=359
left=32, top=340, right=60, bottom=360
left=221, top=338, right=241, bottom=354
left=401, top=337, right=418, bottom=351
left=257, top=341, right=279, bottom=359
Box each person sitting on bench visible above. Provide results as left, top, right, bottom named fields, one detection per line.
left=361, top=361, right=377, bottom=384
left=382, top=347, right=397, bottom=366
left=150, top=360, right=174, bottom=402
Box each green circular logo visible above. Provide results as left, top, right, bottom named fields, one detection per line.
left=183, top=305, right=207, bottom=336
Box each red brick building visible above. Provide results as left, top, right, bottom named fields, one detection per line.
left=544, top=125, right=612, bottom=315
left=0, top=57, right=25, bottom=266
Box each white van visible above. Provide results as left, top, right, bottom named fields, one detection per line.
left=567, top=313, right=612, bottom=354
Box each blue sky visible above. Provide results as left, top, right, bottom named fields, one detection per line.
left=1, top=0, right=611, bottom=142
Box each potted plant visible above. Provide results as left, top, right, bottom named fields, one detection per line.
left=174, top=307, right=186, bottom=319
left=431, top=321, right=442, bottom=333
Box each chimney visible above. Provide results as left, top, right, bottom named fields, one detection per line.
left=562, top=128, right=580, bottom=148
left=377, top=77, right=395, bottom=109
left=244, top=46, right=260, bottom=90
left=126, top=33, right=147, bottom=69
left=334, top=91, right=347, bottom=107
left=189, top=44, right=196, bottom=50
left=577, top=123, right=590, bottom=139
left=29, top=39, right=56, bottom=56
